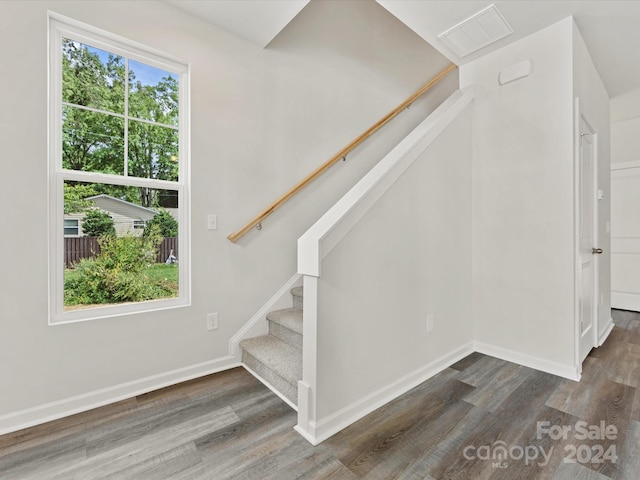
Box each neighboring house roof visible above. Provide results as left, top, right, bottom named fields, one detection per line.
left=86, top=194, right=157, bottom=221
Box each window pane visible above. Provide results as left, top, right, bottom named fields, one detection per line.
left=128, top=120, right=179, bottom=181
left=64, top=219, right=79, bottom=236
left=62, top=39, right=125, bottom=114
left=63, top=105, right=124, bottom=174
left=129, top=60, right=179, bottom=127
left=63, top=181, right=179, bottom=311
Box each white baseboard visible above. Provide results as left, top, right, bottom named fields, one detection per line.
left=612, top=292, right=640, bottom=312
left=229, top=273, right=302, bottom=360
left=294, top=424, right=318, bottom=445
left=474, top=341, right=580, bottom=381
left=598, top=317, right=614, bottom=347
left=0, top=356, right=239, bottom=436
left=298, top=341, right=475, bottom=445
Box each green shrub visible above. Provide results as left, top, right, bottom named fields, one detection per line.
left=82, top=209, right=116, bottom=237
left=64, top=227, right=175, bottom=306
left=144, top=209, right=178, bottom=238
left=99, top=228, right=160, bottom=270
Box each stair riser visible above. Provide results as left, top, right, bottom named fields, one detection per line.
left=269, top=321, right=302, bottom=350
left=242, top=351, right=298, bottom=405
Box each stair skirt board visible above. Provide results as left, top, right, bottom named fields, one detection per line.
left=236, top=279, right=303, bottom=409
left=296, top=342, right=475, bottom=445
left=241, top=363, right=298, bottom=411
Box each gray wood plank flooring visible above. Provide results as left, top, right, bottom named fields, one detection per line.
left=1, top=310, right=639, bottom=479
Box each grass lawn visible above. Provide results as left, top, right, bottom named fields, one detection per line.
left=64, top=263, right=179, bottom=308
left=143, top=263, right=179, bottom=285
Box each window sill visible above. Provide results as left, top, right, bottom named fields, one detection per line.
left=49, top=296, right=190, bottom=325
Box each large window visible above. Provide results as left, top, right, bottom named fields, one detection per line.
left=49, top=14, right=190, bottom=323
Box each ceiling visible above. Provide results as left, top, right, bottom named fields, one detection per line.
left=165, top=0, right=640, bottom=99
left=164, top=0, right=309, bottom=48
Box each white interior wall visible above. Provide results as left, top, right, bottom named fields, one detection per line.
left=611, top=117, right=640, bottom=165
left=0, top=0, right=455, bottom=429
left=611, top=86, right=640, bottom=124
left=610, top=168, right=640, bottom=311
left=460, top=18, right=578, bottom=376
left=572, top=20, right=612, bottom=341
left=1, top=0, right=613, bottom=438
left=610, top=88, right=640, bottom=311
left=315, top=106, right=473, bottom=421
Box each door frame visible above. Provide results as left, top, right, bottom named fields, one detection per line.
left=574, top=98, right=599, bottom=375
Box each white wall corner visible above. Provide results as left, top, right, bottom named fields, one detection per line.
left=474, top=341, right=581, bottom=382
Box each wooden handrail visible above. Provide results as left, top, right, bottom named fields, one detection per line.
left=227, top=63, right=457, bottom=243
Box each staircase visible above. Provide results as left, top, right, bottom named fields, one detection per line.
left=239, top=286, right=303, bottom=407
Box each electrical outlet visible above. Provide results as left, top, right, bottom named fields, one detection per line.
left=207, top=313, right=218, bottom=330
left=207, top=214, right=217, bottom=230
left=426, top=314, right=434, bottom=334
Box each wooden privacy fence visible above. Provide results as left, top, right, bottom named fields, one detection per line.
left=64, top=237, right=178, bottom=268
left=158, top=237, right=178, bottom=265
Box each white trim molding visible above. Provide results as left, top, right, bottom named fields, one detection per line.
left=242, top=365, right=297, bottom=412
left=298, top=87, right=475, bottom=278
left=598, top=317, right=614, bottom=347
left=611, top=160, right=640, bottom=172
left=474, top=341, right=581, bottom=382
left=228, top=273, right=302, bottom=360
left=295, top=342, right=475, bottom=445
left=0, top=356, right=238, bottom=436
left=612, top=292, right=640, bottom=312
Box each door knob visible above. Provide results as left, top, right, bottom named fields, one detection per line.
left=592, top=248, right=603, bottom=254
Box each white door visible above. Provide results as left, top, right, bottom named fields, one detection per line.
left=579, top=117, right=598, bottom=362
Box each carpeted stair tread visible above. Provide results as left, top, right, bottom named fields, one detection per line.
left=266, top=308, right=303, bottom=335
left=239, top=335, right=302, bottom=386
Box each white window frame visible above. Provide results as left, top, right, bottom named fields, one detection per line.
left=133, top=219, right=146, bottom=230
left=48, top=13, right=191, bottom=324
left=63, top=218, right=80, bottom=237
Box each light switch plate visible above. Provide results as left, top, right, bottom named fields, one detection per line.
left=207, top=214, right=217, bottom=230
left=207, top=313, right=218, bottom=330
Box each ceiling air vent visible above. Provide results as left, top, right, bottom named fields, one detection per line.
left=437, top=4, right=513, bottom=58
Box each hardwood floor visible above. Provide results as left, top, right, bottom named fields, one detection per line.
left=1, top=311, right=638, bottom=479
